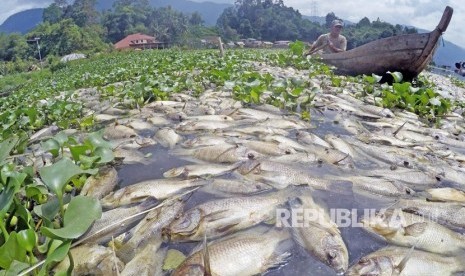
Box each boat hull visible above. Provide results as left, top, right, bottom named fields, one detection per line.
left=318, top=6, right=453, bottom=80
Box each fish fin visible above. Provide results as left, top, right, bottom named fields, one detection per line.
left=263, top=251, right=292, bottom=272
left=403, top=222, right=427, bottom=237
left=138, top=196, right=159, bottom=210
left=291, top=227, right=307, bottom=249
left=116, top=240, right=137, bottom=263
left=264, top=237, right=293, bottom=272
left=203, top=233, right=212, bottom=276
left=392, top=121, right=408, bottom=137
left=394, top=246, right=415, bottom=275
left=203, top=210, right=230, bottom=221
left=216, top=221, right=241, bottom=233
left=122, top=231, right=133, bottom=244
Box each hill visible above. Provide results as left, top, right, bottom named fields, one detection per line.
left=0, top=8, right=43, bottom=34
left=0, top=0, right=232, bottom=35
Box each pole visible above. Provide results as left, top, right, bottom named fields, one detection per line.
left=28, top=37, right=42, bottom=69
left=35, top=38, right=42, bottom=69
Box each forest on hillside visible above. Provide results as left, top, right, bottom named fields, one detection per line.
left=0, top=0, right=418, bottom=74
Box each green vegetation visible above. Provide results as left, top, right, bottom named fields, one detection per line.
left=0, top=0, right=421, bottom=75
left=217, top=0, right=417, bottom=46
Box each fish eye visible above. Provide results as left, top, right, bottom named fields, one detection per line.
left=403, top=161, right=410, bottom=167
left=327, top=251, right=337, bottom=260
left=359, top=257, right=369, bottom=265
left=285, top=149, right=292, bottom=154
left=247, top=153, right=255, bottom=159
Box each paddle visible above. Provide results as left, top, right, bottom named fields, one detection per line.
left=305, top=42, right=329, bottom=56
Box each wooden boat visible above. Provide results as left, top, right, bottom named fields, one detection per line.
left=318, top=6, right=453, bottom=80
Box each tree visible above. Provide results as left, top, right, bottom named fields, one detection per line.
left=65, top=0, right=99, bottom=27
left=357, top=17, right=371, bottom=28
left=54, top=0, right=68, bottom=8
left=189, top=12, right=204, bottom=26
left=325, top=12, right=338, bottom=28
left=43, top=3, right=64, bottom=24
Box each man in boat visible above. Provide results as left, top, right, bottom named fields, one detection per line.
left=306, top=19, right=347, bottom=55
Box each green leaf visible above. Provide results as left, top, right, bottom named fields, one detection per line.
left=0, top=137, right=18, bottom=165
left=41, top=196, right=101, bottom=240
left=0, top=260, right=29, bottom=276
left=84, top=130, right=112, bottom=150
left=53, top=132, right=69, bottom=146
left=0, top=175, right=23, bottom=216
left=39, top=158, right=97, bottom=198
left=41, top=139, right=60, bottom=157
left=33, top=195, right=71, bottom=224
left=79, top=155, right=100, bottom=169
left=389, top=71, right=403, bottom=83
left=69, top=145, right=90, bottom=162
left=39, top=240, right=71, bottom=276
left=16, top=229, right=36, bottom=252
left=94, top=147, right=114, bottom=164
left=0, top=232, right=27, bottom=269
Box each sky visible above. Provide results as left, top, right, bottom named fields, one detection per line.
left=1, top=0, right=463, bottom=46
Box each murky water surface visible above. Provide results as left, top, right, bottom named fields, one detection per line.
left=116, top=109, right=395, bottom=275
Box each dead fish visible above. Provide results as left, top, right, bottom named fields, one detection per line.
left=296, top=130, right=331, bottom=148
left=101, top=178, right=209, bottom=208
left=53, top=244, right=124, bottom=275
left=360, top=168, right=441, bottom=187
left=163, top=163, right=241, bottom=179
left=117, top=198, right=184, bottom=263
left=172, top=226, right=292, bottom=276
left=120, top=238, right=165, bottom=276
left=111, top=136, right=157, bottom=150
left=229, top=108, right=283, bottom=120
left=176, top=120, right=233, bottom=133
left=346, top=246, right=465, bottom=276
left=240, top=140, right=296, bottom=156
left=78, top=197, right=158, bottom=245
left=361, top=209, right=465, bottom=255
left=332, top=176, right=414, bottom=197
left=426, top=187, right=465, bottom=203
left=268, top=152, right=320, bottom=164
left=114, top=148, right=151, bottom=165
left=202, top=176, right=273, bottom=196
left=127, top=120, right=154, bottom=131
left=95, top=114, right=119, bottom=123
left=29, top=125, right=59, bottom=143
left=181, top=135, right=230, bottom=148
left=188, top=114, right=235, bottom=121
left=164, top=188, right=297, bottom=241
left=147, top=115, right=171, bottom=126
left=80, top=166, right=118, bottom=200
left=236, top=159, right=352, bottom=193
left=397, top=198, right=465, bottom=230
left=255, top=118, right=309, bottom=129
left=154, top=127, right=182, bottom=149
left=289, top=193, right=348, bottom=273
left=104, top=124, right=137, bottom=140
left=171, top=144, right=260, bottom=164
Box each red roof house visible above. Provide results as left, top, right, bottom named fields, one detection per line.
left=114, top=33, right=166, bottom=50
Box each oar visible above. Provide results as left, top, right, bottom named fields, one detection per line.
left=305, top=42, right=329, bottom=56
